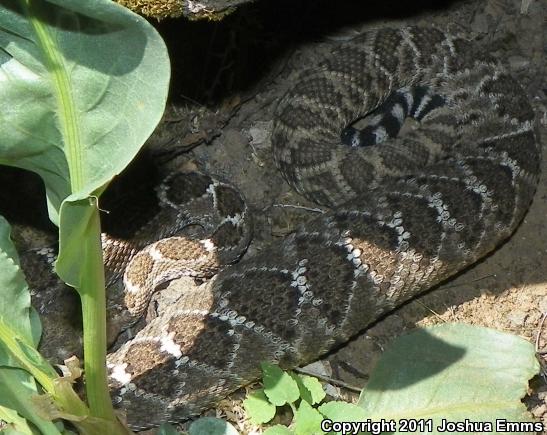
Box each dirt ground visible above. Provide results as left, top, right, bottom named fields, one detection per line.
left=140, top=0, right=547, bottom=432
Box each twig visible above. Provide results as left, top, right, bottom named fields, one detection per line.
left=294, top=367, right=362, bottom=393
left=415, top=300, right=447, bottom=323
left=535, top=311, right=547, bottom=352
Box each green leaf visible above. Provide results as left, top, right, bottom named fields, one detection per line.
left=0, top=0, right=168, bottom=288
left=291, top=373, right=326, bottom=406
left=2, top=331, right=59, bottom=381
left=57, top=197, right=100, bottom=292
left=243, top=389, right=277, bottom=425
left=0, top=216, right=39, bottom=351
left=0, top=367, right=62, bottom=435
left=262, top=363, right=300, bottom=406
left=358, top=323, right=540, bottom=433
left=318, top=401, right=367, bottom=422
left=188, top=417, right=239, bottom=435
left=0, top=217, right=60, bottom=434
left=0, top=404, right=34, bottom=434
left=293, top=401, right=325, bottom=435
left=0, top=0, right=170, bottom=224
left=263, top=426, right=293, bottom=435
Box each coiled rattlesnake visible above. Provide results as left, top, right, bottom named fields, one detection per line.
left=35, top=26, right=542, bottom=429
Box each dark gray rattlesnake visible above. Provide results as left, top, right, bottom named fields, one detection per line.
left=42, top=26, right=544, bottom=429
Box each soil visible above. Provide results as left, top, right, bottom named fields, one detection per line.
left=143, top=0, right=547, bottom=432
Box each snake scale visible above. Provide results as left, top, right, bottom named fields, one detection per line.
left=31, top=26, right=541, bottom=429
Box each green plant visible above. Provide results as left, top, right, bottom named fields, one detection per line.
left=243, top=362, right=362, bottom=435
left=0, top=0, right=169, bottom=432
left=242, top=324, right=540, bottom=435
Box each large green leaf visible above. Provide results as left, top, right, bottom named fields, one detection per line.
left=358, top=323, right=540, bottom=434
left=0, top=0, right=170, bottom=344
left=0, top=0, right=170, bottom=223
left=0, top=217, right=61, bottom=434
left=0, top=1, right=169, bottom=428
left=0, top=0, right=170, bottom=288
left=0, top=216, right=39, bottom=350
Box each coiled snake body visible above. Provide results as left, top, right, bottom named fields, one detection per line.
left=64, top=26, right=543, bottom=429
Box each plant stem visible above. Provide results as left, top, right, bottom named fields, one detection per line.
left=79, top=201, right=118, bottom=423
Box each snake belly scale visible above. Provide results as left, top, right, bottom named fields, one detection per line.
left=98, top=26, right=541, bottom=429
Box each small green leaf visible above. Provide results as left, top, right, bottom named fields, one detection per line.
left=318, top=401, right=367, bottom=422
left=188, top=417, right=239, bottom=435
left=293, top=401, right=325, bottom=435
left=243, top=389, right=277, bottom=425
left=263, top=426, right=294, bottom=435
left=291, top=373, right=326, bottom=405
left=261, top=362, right=300, bottom=406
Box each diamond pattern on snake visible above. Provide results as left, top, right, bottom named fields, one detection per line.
left=32, top=25, right=541, bottom=429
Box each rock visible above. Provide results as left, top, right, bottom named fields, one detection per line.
left=507, top=310, right=527, bottom=327
left=116, top=0, right=255, bottom=20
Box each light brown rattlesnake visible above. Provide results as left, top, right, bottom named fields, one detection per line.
left=32, top=25, right=541, bottom=429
